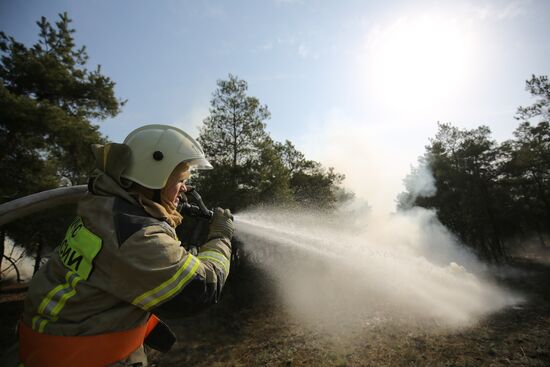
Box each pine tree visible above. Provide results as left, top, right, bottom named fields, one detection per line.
left=0, top=13, right=124, bottom=278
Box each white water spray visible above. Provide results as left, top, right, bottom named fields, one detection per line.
left=234, top=205, right=522, bottom=332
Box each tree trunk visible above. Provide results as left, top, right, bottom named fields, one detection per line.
left=232, top=118, right=238, bottom=182
left=0, top=229, right=5, bottom=279
left=33, top=239, right=43, bottom=275
left=533, top=173, right=550, bottom=222
left=536, top=227, right=547, bottom=248
left=480, top=178, right=506, bottom=261
left=522, top=183, right=548, bottom=248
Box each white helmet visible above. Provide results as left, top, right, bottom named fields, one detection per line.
left=121, top=124, right=212, bottom=189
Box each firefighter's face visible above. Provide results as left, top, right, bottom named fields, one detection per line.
left=164, top=168, right=191, bottom=206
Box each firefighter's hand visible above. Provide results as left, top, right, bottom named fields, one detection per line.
left=208, top=207, right=234, bottom=241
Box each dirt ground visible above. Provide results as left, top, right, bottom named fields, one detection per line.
left=1, top=255, right=549, bottom=367
left=147, top=256, right=550, bottom=367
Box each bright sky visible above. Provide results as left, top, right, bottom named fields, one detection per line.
left=1, top=0, right=549, bottom=211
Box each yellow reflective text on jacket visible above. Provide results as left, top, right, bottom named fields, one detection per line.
left=58, top=217, right=102, bottom=280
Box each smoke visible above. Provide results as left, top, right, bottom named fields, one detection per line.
left=234, top=202, right=522, bottom=333
left=234, top=155, right=521, bottom=332
left=268, top=109, right=522, bottom=333
left=402, top=161, right=436, bottom=199
left=299, top=109, right=429, bottom=213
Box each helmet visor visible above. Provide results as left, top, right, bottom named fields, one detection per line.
left=187, top=157, right=213, bottom=170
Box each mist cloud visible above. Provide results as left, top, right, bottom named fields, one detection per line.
left=235, top=205, right=522, bottom=333
left=402, top=161, right=436, bottom=199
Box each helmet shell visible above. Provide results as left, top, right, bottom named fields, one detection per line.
left=121, top=124, right=212, bottom=189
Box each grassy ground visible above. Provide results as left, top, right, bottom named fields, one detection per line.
left=148, top=256, right=550, bottom=367
left=1, top=256, right=549, bottom=366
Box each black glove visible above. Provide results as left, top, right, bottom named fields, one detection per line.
left=207, top=207, right=234, bottom=241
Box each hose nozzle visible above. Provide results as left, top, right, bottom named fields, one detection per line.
left=177, top=186, right=213, bottom=219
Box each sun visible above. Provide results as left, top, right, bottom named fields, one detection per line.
left=364, top=14, right=475, bottom=112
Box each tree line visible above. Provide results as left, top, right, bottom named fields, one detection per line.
left=0, top=13, right=348, bottom=280
left=195, top=74, right=352, bottom=212
left=398, top=75, right=550, bottom=261
left=2, top=13, right=545, bottom=281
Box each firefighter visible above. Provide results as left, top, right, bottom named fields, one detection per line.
left=17, top=124, right=234, bottom=366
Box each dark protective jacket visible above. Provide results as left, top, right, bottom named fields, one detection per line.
left=20, top=172, right=232, bottom=366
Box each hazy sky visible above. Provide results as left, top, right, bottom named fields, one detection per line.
left=1, top=0, right=549, bottom=211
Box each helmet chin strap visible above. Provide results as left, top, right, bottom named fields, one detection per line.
left=153, top=189, right=162, bottom=204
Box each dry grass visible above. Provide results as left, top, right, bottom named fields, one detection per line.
left=1, top=258, right=549, bottom=366
left=149, top=258, right=550, bottom=367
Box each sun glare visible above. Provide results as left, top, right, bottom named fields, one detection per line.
left=364, top=14, right=475, bottom=112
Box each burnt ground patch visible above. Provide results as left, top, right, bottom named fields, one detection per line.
left=1, top=258, right=549, bottom=366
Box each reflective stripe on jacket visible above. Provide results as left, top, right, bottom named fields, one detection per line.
left=20, top=172, right=231, bottom=364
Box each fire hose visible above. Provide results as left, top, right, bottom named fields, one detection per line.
left=0, top=185, right=212, bottom=226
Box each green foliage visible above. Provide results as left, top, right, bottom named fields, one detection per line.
left=0, top=13, right=123, bottom=120
left=0, top=13, right=123, bottom=268
left=252, top=138, right=293, bottom=205
left=423, top=123, right=507, bottom=260
left=196, top=74, right=348, bottom=211
left=199, top=74, right=269, bottom=168
left=516, top=75, right=550, bottom=122
left=398, top=75, right=550, bottom=261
